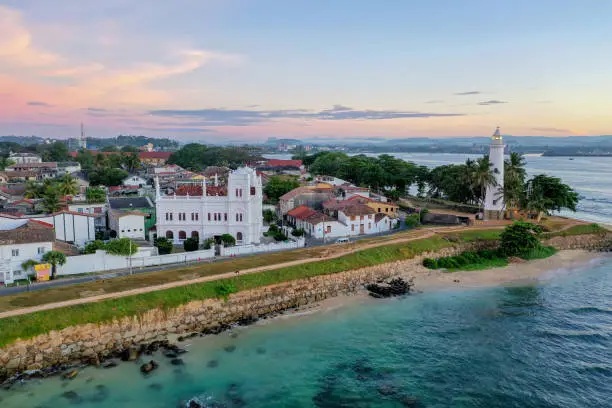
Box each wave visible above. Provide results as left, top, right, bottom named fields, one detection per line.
left=569, top=306, right=612, bottom=315
left=538, top=329, right=609, bottom=342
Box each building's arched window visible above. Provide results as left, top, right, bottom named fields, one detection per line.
left=178, top=230, right=187, bottom=240
left=166, top=230, right=174, bottom=239
left=191, top=231, right=199, bottom=239
left=250, top=187, right=256, bottom=195
left=236, top=232, right=243, bottom=242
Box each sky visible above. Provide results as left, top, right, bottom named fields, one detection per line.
left=1, top=0, right=611, bottom=142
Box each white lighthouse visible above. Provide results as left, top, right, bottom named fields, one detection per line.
left=484, top=126, right=505, bottom=220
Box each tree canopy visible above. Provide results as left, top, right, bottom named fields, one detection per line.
left=263, top=176, right=300, bottom=203
left=523, top=174, right=579, bottom=221
left=167, top=143, right=261, bottom=171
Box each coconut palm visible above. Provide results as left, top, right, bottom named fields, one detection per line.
left=57, top=174, right=78, bottom=196
left=41, top=251, right=66, bottom=280
left=41, top=186, right=62, bottom=213
left=470, top=156, right=497, bottom=212
left=24, top=180, right=43, bottom=198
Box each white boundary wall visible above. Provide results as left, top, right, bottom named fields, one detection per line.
left=220, top=238, right=304, bottom=257
left=58, top=248, right=215, bottom=275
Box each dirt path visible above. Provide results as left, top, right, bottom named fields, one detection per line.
left=0, top=226, right=502, bottom=319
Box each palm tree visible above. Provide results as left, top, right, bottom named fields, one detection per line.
left=471, top=156, right=497, bottom=213
left=21, top=259, right=38, bottom=277
left=505, top=152, right=527, bottom=186
left=42, top=186, right=62, bottom=213
left=57, top=174, right=78, bottom=197
left=41, top=251, right=66, bottom=280
left=24, top=180, right=43, bottom=199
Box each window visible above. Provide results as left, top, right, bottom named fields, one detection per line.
left=368, top=223, right=371, bottom=229
left=77, top=208, right=83, bottom=213
left=166, top=231, right=174, bottom=239
left=140, top=228, right=143, bottom=231
left=178, top=230, right=187, bottom=240
left=169, top=213, right=173, bottom=221
left=208, top=213, right=211, bottom=221
left=237, top=232, right=243, bottom=242
left=327, top=226, right=331, bottom=233
left=240, top=213, right=243, bottom=222
left=37, top=247, right=45, bottom=254
left=128, top=229, right=131, bottom=232
left=191, top=231, right=199, bottom=239
left=224, top=213, right=227, bottom=221
left=250, top=187, right=256, bottom=196
left=11, top=249, right=19, bottom=257
left=351, top=225, right=355, bottom=232
left=195, top=213, right=199, bottom=221
left=390, top=208, right=394, bottom=212
left=121, top=230, right=125, bottom=233
left=191, top=213, right=194, bottom=221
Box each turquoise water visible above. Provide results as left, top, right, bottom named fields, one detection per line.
left=1, top=256, right=611, bottom=407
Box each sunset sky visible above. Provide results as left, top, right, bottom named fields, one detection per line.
left=1, top=0, right=611, bottom=142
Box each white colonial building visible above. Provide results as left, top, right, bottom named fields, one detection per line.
left=155, top=167, right=263, bottom=246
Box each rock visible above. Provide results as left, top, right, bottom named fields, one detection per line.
left=377, top=384, right=399, bottom=396
left=206, top=360, right=219, bottom=368
left=140, top=360, right=159, bottom=374
left=61, top=391, right=82, bottom=404
left=397, top=395, right=421, bottom=407
left=101, top=361, right=118, bottom=369
left=89, top=384, right=109, bottom=403
left=163, top=350, right=179, bottom=359
left=62, top=369, right=78, bottom=380
left=230, top=332, right=239, bottom=339
left=255, top=347, right=266, bottom=355
left=121, top=346, right=139, bottom=362
left=170, top=358, right=184, bottom=366
left=366, top=278, right=414, bottom=298
left=224, top=345, right=236, bottom=353
left=148, top=383, right=163, bottom=391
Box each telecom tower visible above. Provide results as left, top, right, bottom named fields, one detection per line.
left=78, top=123, right=87, bottom=150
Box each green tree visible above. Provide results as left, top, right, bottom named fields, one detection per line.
left=104, top=238, right=138, bottom=256
left=154, top=237, right=173, bottom=255
left=167, top=143, right=259, bottom=171
left=263, top=176, right=300, bottom=203
left=75, top=150, right=95, bottom=171
left=89, top=168, right=128, bottom=186
left=121, top=145, right=139, bottom=153
left=41, top=251, right=67, bottom=280
left=42, top=186, right=62, bottom=213
left=83, top=240, right=105, bottom=254
left=85, top=187, right=106, bottom=203
left=522, top=174, right=579, bottom=221
left=220, top=233, right=236, bottom=247
left=24, top=180, right=43, bottom=199
left=0, top=156, right=15, bottom=170
left=21, top=259, right=38, bottom=274
left=57, top=174, right=78, bottom=196
left=263, top=209, right=277, bottom=224
left=470, top=156, right=497, bottom=212
left=502, top=152, right=527, bottom=210
left=39, top=141, right=69, bottom=162
left=101, top=146, right=119, bottom=152
left=183, top=237, right=199, bottom=252
left=122, top=152, right=141, bottom=172
left=94, top=153, right=108, bottom=168
left=499, top=221, right=543, bottom=256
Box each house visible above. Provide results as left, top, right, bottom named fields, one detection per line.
left=0, top=184, right=26, bottom=202
left=337, top=204, right=395, bottom=236
left=287, top=205, right=347, bottom=239
left=315, top=175, right=350, bottom=187
left=155, top=167, right=263, bottom=245
left=150, top=164, right=183, bottom=175
left=108, top=210, right=146, bottom=240
left=108, top=196, right=155, bottom=238
left=6, top=162, right=58, bottom=179
left=5, top=171, right=38, bottom=182
left=0, top=211, right=96, bottom=247
left=0, top=219, right=54, bottom=283
left=278, top=186, right=335, bottom=216
left=257, top=159, right=304, bottom=176
left=122, top=175, right=148, bottom=188
left=2, top=199, right=40, bottom=215
left=346, top=195, right=399, bottom=218
left=67, top=202, right=108, bottom=230
left=139, top=151, right=172, bottom=166
left=57, top=162, right=81, bottom=175
left=8, top=152, right=42, bottom=164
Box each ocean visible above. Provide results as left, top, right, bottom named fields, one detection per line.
left=1, top=154, right=611, bottom=407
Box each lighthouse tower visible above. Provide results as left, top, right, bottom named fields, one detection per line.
left=484, top=126, right=505, bottom=220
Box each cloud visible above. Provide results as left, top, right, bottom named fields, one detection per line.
left=531, top=127, right=571, bottom=133
left=87, top=107, right=107, bottom=112
left=455, top=91, right=481, bottom=96
left=27, top=101, right=54, bottom=107
left=425, top=100, right=444, bottom=104
left=148, top=106, right=465, bottom=126
left=478, top=100, right=507, bottom=106
left=131, top=126, right=215, bottom=133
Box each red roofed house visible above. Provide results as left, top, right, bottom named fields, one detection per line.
left=287, top=205, right=347, bottom=239
left=258, top=159, right=304, bottom=176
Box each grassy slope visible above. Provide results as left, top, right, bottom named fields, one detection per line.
left=0, top=235, right=454, bottom=347
left=542, top=223, right=606, bottom=238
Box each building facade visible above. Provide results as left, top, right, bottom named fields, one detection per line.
left=8, top=152, right=42, bottom=164
left=155, top=167, right=263, bottom=246
left=108, top=210, right=146, bottom=240
left=484, top=127, right=505, bottom=220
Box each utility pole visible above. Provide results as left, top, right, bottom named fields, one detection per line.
left=129, top=239, right=133, bottom=275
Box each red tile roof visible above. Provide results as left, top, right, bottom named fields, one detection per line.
left=266, top=159, right=303, bottom=168
left=322, top=199, right=359, bottom=211
left=139, top=152, right=172, bottom=159
left=287, top=205, right=316, bottom=219
left=340, top=204, right=376, bottom=217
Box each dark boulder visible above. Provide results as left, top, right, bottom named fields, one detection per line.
left=224, top=345, right=236, bottom=353
left=140, top=360, right=159, bottom=374
left=171, top=358, right=185, bottom=366
left=101, top=361, right=118, bottom=369
left=61, top=390, right=82, bottom=404
left=206, top=360, right=219, bottom=368
left=121, top=346, right=140, bottom=362
left=366, top=278, right=414, bottom=298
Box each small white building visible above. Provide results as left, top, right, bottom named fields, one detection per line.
left=57, top=162, right=82, bottom=175
left=123, top=175, right=148, bottom=188
left=155, top=167, right=263, bottom=245
left=67, top=202, right=108, bottom=230
left=0, top=219, right=54, bottom=283
left=0, top=211, right=96, bottom=247
left=8, top=152, right=42, bottom=164
left=108, top=210, right=146, bottom=240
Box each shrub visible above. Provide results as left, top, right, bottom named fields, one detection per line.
left=422, top=258, right=437, bottom=268
left=419, top=208, right=429, bottom=223
left=215, top=282, right=238, bottom=300
left=83, top=240, right=105, bottom=254
left=268, top=224, right=279, bottom=233
left=273, top=231, right=288, bottom=241
left=500, top=221, right=543, bottom=257
left=404, top=213, right=420, bottom=228
left=183, top=237, right=199, bottom=252
left=291, top=228, right=305, bottom=237
left=104, top=238, right=138, bottom=256
left=221, top=234, right=236, bottom=247
left=202, top=238, right=215, bottom=250
left=154, top=237, right=173, bottom=255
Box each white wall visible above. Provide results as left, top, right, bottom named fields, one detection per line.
left=58, top=248, right=215, bottom=275
left=0, top=213, right=95, bottom=247
left=304, top=220, right=348, bottom=239
left=123, top=176, right=148, bottom=187
left=220, top=238, right=304, bottom=256
left=109, top=214, right=145, bottom=239
left=338, top=211, right=376, bottom=236
left=0, top=241, right=53, bottom=280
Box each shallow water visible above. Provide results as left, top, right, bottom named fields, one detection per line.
left=2, top=256, right=611, bottom=407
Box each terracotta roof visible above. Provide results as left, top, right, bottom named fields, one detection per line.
left=340, top=204, right=376, bottom=217
left=303, top=212, right=335, bottom=225
left=322, top=199, right=359, bottom=211
left=30, top=219, right=54, bottom=228
left=280, top=186, right=333, bottom=201
left=287, top=205, right=317, bottom=219
left=266, top=159, right=303, bottom=168
left=139, top=152, right=172, bottom=159
left=347, top=195, right=398, bottom=207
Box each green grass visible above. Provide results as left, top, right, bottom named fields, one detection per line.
left=0, top=235, right=456, bottom=347
left=446, top=229, right=502, bottom=242
left=446, top=257, right=509, bottom=271
left=542, top=223, right=607, bottom=238
left=520, top=246, right=558, bottom=260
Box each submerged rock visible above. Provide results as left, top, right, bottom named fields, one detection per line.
left=224, top=345, right=237, bottom=353
left=148, top=383, right=163, bottom=391
left=171, top=358, right=185, bottom=366
left=206, top=360, right=219, bottom=368
left=140, top=360, right=159, bottom=374
left=366, top=278, right=414, bottom=298
left=377, top=384, right=399, bottom=396
left=121, top=346, right=140, bottom=362
left=61, top=390, right=82, bottom=404
left=101, top=361, right=118, bottom=369
left=255, top=347, right=266, bottom=355
left=89, top=384, right=109, bottom=403
left=397, top=395, right=421, bottom=407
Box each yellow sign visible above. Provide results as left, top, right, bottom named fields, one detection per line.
left=34, top=263, right=51, bottom=281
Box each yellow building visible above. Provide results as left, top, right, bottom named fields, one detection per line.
left=347, top=195, right=399, bottom=218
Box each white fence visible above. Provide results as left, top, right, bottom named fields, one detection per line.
left=220, top=238, right=305, bottom=257
left=58, top=248, right=215, bottom=275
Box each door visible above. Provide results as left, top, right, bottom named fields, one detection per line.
left=359, top=224, right=364, bottom=234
